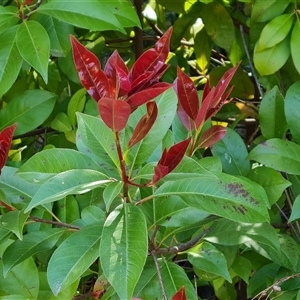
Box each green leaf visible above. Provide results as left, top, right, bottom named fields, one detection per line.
left=194, top=27, right=213, bottom=73
left=55, top=195, right=80, bottom=224
left=0, top=26, right=22, bottom=97
left=81, top=205, right=106, bottom=226
left=17, top=148, right=104, bottom=184
left=100, top=204, right=148, bottom=300
left=0, top=257, right=39, bottom=299
left=47, top=224, right=102, bottom=295
left=199, top=2, right=235, bottom=52
left=251, top=0, right=290, bottom=23
left=277, top=234, right=299, bottom=271
left=0, top=89, right=56, bottom=135
left=25, top=169, right=111, bottom=212
left=254, top=37, right=290, bottom=76
left=0, top=209, right=29, bottom=240
left=291, top=21, right=300, bottom=74
left=205, top=219, right=280, bottom=255
left=256, top=14, right=293, bottom=51
left=103, top=181, right=123, bottom=212
left=51, top=112, right=72, bottom=133
left=33, top=13, right=73, bottom=57
left=248, top=166, right=291, bottom=205
left=259, top=86, right=287, bottom=139
left=231, top=256, right=252, bottom=284
left=2, top=228, right=64, bottom=276
left=76, top=113, right=119, bottom=177
left=288, top=195, right=300, bottom=223
left=67, top=88, right=86, bottom=127
left=16, top=20, right=50, bottom=83
left=160, top=259, right=196, bottom=299
left=187, top=242, right=231, bottom=282
left=156, top=0, right=186, bottom=13
left=0, top=167, right=39, bottom=206
left=112, top=0, right=141, bottom=28
left=37, top=0, right=128, bottom=33
left=128, top=88, right=177, bottom=168
left=211, top=128, right=250, bottom=176
left=248, top=139, right=300, bottom=175
left=154, top=174, right=269, bottom=223
left=285, top=81, right=300, bottom=143
left=0, top=6, right=19, bottom=35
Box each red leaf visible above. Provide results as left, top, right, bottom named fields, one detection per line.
left=198, top=125, right=227, bottom=148
left=98, top=98, right=131, bottom=132
left=70, top=35, right=110, bottom=101
left=0, top=124, right=17, bottom=174
left=128, top=102, right=158, bottom=148
left=24, top=0, right=34, bottom=4
left=152, top=137, right=191, bottom=184
left=129, top=27, right=172, bottom=83
left=127, top=85, right=171, bottom=110
left=174, top=67, right=199, bottom=120
left=104, top=50, right=131, bottom=97
left=172, top=286, right=187, bottom=300
left=177, top=102, right=195, bottom=132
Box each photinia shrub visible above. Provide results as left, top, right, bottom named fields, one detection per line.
left=0, top=27, right=283, bottom=299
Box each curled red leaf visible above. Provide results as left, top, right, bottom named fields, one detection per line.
left=198, top=125, right=227, bottom=149
left=0, top=123, right=17, bottom=174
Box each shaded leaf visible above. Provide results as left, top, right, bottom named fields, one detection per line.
left=25, top=169, right=111, bottom=212
left=2, top=228, right=65, bottom=276
left=67, top=88, right=86, bottom=127
left=100, top=204, right=148, bottom=300
left=198, top=125, right=227, bottom=149
left=103, top=181, right=123, bottom=212
left=51, top=112, right=72, bottom=133
left=288, top=195, right=300, bottom=223
left=98, top=98, right=131, bottom=132
left=16, top=20, right=50, bottom=82
left=128, top=102, right=158, bottom=148
left=291, top=21, right=300, bottom=74
left=0, top=124, right=16, bottom=173
left=48, top=224, right=103, bottom=295
left=70, top=35, right=110, bottom=101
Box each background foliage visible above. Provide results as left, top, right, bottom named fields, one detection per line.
left=1, top=0, right=300, bottom=299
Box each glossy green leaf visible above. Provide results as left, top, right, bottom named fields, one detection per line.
left=259, top=86, right=287, bottom=139
left=17, top=148, right=103, bottom=184
left=0, top=209, right=29, bottom=240
left=205, top=219, right=280, bottom=255
left=128, top=88, right=177, bottom=168
left=103, top=181, right=123, bottom=212
left=154, top=173, right=269, bottom=223
left=160, top=259, right=196, bottom=299
left=0, top=26, right=22, bottom=97
left=291, top=21, right=300, bottom=74
left=0, top=257, right=39, bottom=298
left=16, top=20, right=50, bottom=83
left=68, top=88, right=86, bottom=127
left=55, top=195, right=80, bottom=224
left=25, top=169, right=111, bottom=212
left=288, top=195, right=300, bottom=223
left=199, top=2, right=235, bottom=52
left=256, top=14, right=293, bottom=51
left=248, top=166, right=291, bottom=205
left=187, top=242, right=231, bottom=282
left=112, top=0, right=141, bottom=28
left=254, top=37, right=290, bottom=76
left=48, top=224, right=102, bottom=295
left=0, top=167, right=39, bottom=206
left=248, top=139, right=300, bottom=175
left=285, top=81, right=300, bottom=143
left=2, top=228, right=64, bottom=276
left=51, top=112, right=72, bottom=133
left=251, top=0, right=290, bottom=23
left=76, top=113, right=120, bottom=177
left=33, top=13, right=73, bottom=57
left=37, top=0, right=128, bottom=33
left=0, top=6, right=19, bottom=34
left=100, top=204, right=148, bottom=300
left=194, top=27, right=213, bottom=73
left=0, top=89, right=56, bottom=135
left=211, top=128, right=250, bottom=176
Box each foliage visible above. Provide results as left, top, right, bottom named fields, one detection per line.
left=1, top=0, right=300, bottom=300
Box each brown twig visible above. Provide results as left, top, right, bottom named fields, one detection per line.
left=133, top=0, right=144, bottom=59
left=13, top=127, right=56, bottom=139
left=29, top=216, right=80, bottom=230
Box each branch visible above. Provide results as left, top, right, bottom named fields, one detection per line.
left=155, top=228, right=211, bottom=255
left=133, top=0, right=144, bottom=59
left=29, top=216, right=80, bottom=230
left=13, top=127, right=56, bottom=139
